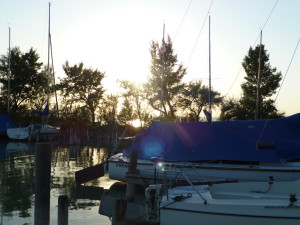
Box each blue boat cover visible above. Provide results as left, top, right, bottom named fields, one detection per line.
left=0, top=114, right=17, bottom=132
left=32, top=104, right=49, bottom=116
left=123, top=113, right=300, bottom=163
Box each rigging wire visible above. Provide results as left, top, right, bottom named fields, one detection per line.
left=261, top=0, right=278, bottom=31
left=174, top=0, right=193, bottom=41
left=274, top=38, right=300, bottom=103
left=225, top=0, right=278, bottom=97
left=187, top=0, right=214, bottom=68
left=257, top=37, right=300, bottom=142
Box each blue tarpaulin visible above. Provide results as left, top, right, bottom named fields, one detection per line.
left=32, top=104, right=49, bottom=116
left=0, top=114, right=17, bottom=133
left=123, top=113, right=300, bottom=163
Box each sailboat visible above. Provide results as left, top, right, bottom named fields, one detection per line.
left=7, top=103, right=59, bottom=141
left=146, top=178, right=300, bottom=225
left=0, top=28, right=18, bottom=137
left=6, top=4, right=60, bottom=141
left=105, top=17, right=300, bottom=185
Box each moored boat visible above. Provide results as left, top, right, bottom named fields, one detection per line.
left=108, top=156, right=300, bottom=183
left=146, top=180, right=300, bottom=225
left=107, top=113, right=300, bottom=183
left=7, top=123, right=60, bottom=141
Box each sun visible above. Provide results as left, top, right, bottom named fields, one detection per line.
left=131, top=119, right=141, bottom=128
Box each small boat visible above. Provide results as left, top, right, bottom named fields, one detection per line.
left=6, top=4, right=60, bottom=142
left=108, top=156, right=300, bottom=183
left=107, top=113, right=300, bottom=183
left=7, top=123, right=60, bottom=141
left=146, top=180, right=300, bottom=225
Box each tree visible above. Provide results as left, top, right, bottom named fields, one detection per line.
left=219, top=97, right=248, bottom=121
left=118, top=97, right=134, bottom=126
left=118, top=80, right=152, bottom=127
left=0, top=47, right=47, bottom=124
left=220, top=44, right=284, bottom=120
left=144, top=35, right=186, bottom=122
left=179, top=80, right=222, bottom=121
left=58, top=61, right=105, bottom=123
left=98, top=94, right=118, bottom=126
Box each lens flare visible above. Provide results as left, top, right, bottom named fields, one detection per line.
left=143, top=140, right=164, bottom=158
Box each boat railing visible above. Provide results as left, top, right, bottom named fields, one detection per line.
left=160, top=161, right=211, bottom=185
left=161, top=167, right=208, bottom=203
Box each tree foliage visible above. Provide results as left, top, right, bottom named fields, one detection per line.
left=144, top=36, right=186, bottom=122
left=179, top=80, right=223, bottom=121
left=118, top=80, right=152, bottom=127
left=241, top=45, right=281, bottom=100
left=118, top=97, right=134, bottom=126
left=98, top=94, right=118, bottom=126
left=220, top=44, right=284, bottom=120
left=58, top=61, right=105, bottom=123
left=0, top=47, right=47, bottom=124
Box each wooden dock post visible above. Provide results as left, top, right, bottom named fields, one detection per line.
left=34, top=144, right=51, bottom=225
left=125, top=150, right=138, bottom=201
left=58, top=195, right=68, bottom=225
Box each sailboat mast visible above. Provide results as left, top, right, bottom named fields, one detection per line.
left=50, top=36, right=60, bottom=120
left=160, top=23, right=165, bottom=120
left=255, top=30, right=262, bottom=120
left=47, top=3, right=51, bottom=107
left=7, top=27, right=11, bottom=114
left=208, top=16, right=212, bottom=115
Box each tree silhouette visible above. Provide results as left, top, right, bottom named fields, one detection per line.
left=179, top=80, right=222, bottom=121
left=118, top=80, right=152, bottom=127
left=220, top=44, right=284, bottom=120
left=58, top=61, right=105, bottom=123
left=0, top=47, right=47, bottom=124
left=144, top=35, right=186, bottom=122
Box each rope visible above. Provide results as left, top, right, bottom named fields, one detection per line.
left=257, top=37, right=300, bottom=142
left=174, top=0, right=193, bottom=42
left=225, top=0, right=279, bottom=98
left=186, top=0, right=214, bottom=68
left=274, top=38, right=300, bottom=103
left=261, top=0, right=278, bottom=31
left=213, top=123, right=257, bottom=143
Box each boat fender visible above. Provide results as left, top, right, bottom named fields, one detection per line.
left=172, top=193, right=192, bottom=202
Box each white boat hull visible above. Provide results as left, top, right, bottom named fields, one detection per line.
left=7, top=127, right=29, bottom=140
left=161, top=206, right=300, bottom=225
left=159, top=182, right=300, bottom=225
left=7, top=124, right=60, bottom=140
left=108, top=155, right=300, bottom=183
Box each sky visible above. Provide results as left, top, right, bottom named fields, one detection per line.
left=0, top=0, right=299, bottom=116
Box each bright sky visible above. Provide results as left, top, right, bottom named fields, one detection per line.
left=1, top=0, right=299, bottom=116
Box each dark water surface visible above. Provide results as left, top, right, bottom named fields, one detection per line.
left=0, top=140, right=117, bottom=225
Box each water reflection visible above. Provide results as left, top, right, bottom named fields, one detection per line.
left=0, top=140, right=113, bottom=225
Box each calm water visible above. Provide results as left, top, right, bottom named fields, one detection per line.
left=0, top=140, right=118, bottom=225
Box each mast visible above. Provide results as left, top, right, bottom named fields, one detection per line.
left=255, top=30, right=262, bottom=120
left=208, top=15, right=212, bottom=116
left=47, top=2, right=51, bottom=109
left=50, top=35, right=60, bottom=120
left=160, top=23, right=165, bottom=120
left=7, top=27, right=11, bottom=114
left=47, top=3, right=60, bottom=122
left=204, top=15, right=212, bottom=122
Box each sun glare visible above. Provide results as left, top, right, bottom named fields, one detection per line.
left=131, top=119, right=141, bottom=128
